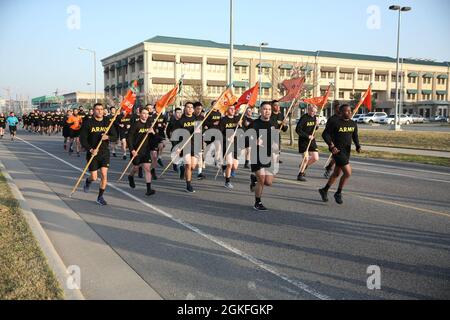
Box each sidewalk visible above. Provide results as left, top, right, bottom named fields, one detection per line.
left=0, top=143, right=162, bottom=300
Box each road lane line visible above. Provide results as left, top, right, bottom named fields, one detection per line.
left=276, top=178, right=450, bottom=219
left=282, top=153, right=450, bottom=183
left=15, top=137, right=331, bottom=300
left=351, top=194, right=450, bottom=219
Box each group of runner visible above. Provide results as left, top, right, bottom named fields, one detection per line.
left=21, top=110, right=66, bottom=135
left=2, top=98, right=361, bottom=210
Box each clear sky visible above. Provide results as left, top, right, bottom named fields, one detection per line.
left=0, top=0, right=449, bottom=101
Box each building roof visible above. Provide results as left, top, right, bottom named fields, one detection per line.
left=31, top=96, right=64, bottom=104
left=101, top=35, right=450, bottom=68
left=143, top=36, right=450, bottom=67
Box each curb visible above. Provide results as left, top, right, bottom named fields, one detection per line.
left=0, top=161, right=85, bottom=300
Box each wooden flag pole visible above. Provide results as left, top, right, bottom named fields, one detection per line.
left=323, top=84, right=371, bottom=168
left=279, top=97, right=299, bottom=132
left=299, top=107, right=323, bottom=174
left=299, top=84, right=333, bottom=173
left=116, top=77, right=183, bottom=182
left=213, top=106, right=250, bottom=180
left=158, top=90, right=230, bottom=178
left=116, top=112, right=163, bottom=182
left=69, top=108, right=122, bottom=197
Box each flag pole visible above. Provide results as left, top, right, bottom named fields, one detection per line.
left=213, top=105, right=250, bottom=180
left=117, top=78, right=183, bottom=182
left=299, top=84, right=333, bottom=174
left=69, top=108, right=121, bottom=197
left=158, top=89, right=231, bottom=178
left=116, top=112, right=162, bottom=182
left=323, top=83, right=371, bottom=169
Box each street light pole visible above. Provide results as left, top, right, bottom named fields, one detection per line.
left=94, top=51, right=97, bottom=103
left=259, top=42, right=268, bottom=106
left=79, top=47, right=97, bottom=103
left=389, top=5, right=411, bottom=131
left=87, top=82, right=92, bottom=106
left=229, top=0, right=234, bottom=88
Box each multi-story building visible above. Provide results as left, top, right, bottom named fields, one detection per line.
left=32, top=92, right=104, bottom=112
left=62, top=92, right=105, bottom=109
left=101, top=36, right=450, bottom=118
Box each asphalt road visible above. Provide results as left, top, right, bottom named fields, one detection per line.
left=1, top=130, right=450, bottom=300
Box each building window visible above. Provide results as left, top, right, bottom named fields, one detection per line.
left=437, top=78, right=447, bottom=85
left=374, top=74, right=386, bottom=82
left=338, top=91, right=344, bottom=99
left=153, top=61, right=175, bottom=71
left=423, top=77, right=431, bottom=85
left=234, top=66, right=247, bottom=75
left=392, top=75, right=402, bottom=83
left=208, top=85, right=226, bottom=95
left=207, top=64, right=226, bottom=74
left=422, top=93, right=431, bottom=100
left=407, top=93, right=416, bottom=100
left=339, top=73, right=353, bottom=80
left=138, top=62, right=144, bottom=71
left=408, top=77, right=417, bottom=84
left=437, top=94, right=447, bottom=101
left=279, top=69, right=291, bottom=77
left=357, top=74, right=371, bottom=81
left=131, top=64, right=135, bottom=73
left=262, top=88, right=271, bottom=96
left=261, top=67, right=270, bottom=76
left=321, top=71, right=335, bottom=79
left=234, top=87, right=247, bottom=95
left=182, top=63, right=201, bottom=73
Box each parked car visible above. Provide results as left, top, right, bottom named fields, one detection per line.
left=352, top=114, right=366, bottom=121
left=409, top=114, right=425, bottom=123
left=379, top=114, right=412, bottom=125
left=432, top=115, right=449, bottom=123
left=358, top=112, right=388, bottom=124
left=318, top=115, right=327, bottom=125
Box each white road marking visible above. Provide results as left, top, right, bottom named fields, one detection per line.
left=282, top=152, right=450, bottom=183
left=16, top=137, right=331, bottom=300
left=276, top=177, right=450, bottom=219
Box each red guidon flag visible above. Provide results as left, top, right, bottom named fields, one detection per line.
left=214, top=88, right=238, bottom=115
left=236, top=82, right=259, bottom=108
left=303, top=84, right=332, bottom=110
left=120, top=80, right=138, bottom=116
left=279, top=77, right=305, bottom=102
left=354, top=85, right=372, bottom=114
left=155, top=84, right=179, bottom=114
left=361, top=86, right=372, bottom=112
